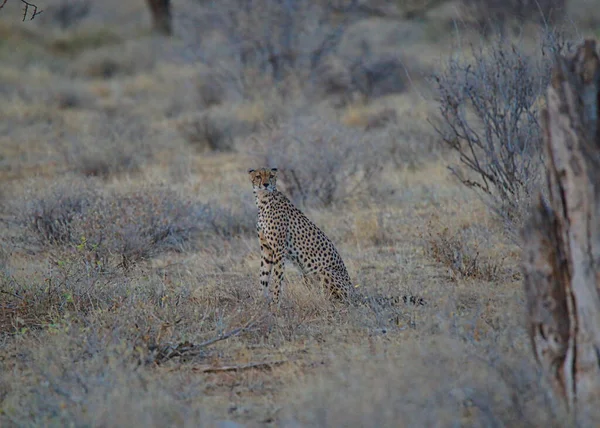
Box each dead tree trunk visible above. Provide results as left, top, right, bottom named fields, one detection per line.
left=145, top=0, right=172, bottom=36
left=522, top=39, right=600, bottom=427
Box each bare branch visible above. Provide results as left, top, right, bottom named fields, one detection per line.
left=431, top=29, right=570, bottom=233
left=0, top=0, right=44, bottom=20
left=21, top=0, right=43, bottom=21
left=189, top=360, right=287, bottom=373
left=148, top=318, right=261, bottom=365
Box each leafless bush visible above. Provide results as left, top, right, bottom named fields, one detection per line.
left=20, top=180, right=254, bottom=268
left=176, top=109, right=257, bottom=152
left=313, top=53, right=409, bottom=103
left=431, top=30, right=572, bottom=231
left=461, top=0, right=566, bottom=36
left=58, top=115, right=159, bottom=178
left=0, top=273, right=241, bottom=423
left=422, top=219, right=505, bottom=282
left=214, top=0, right=335, bottom=81
left=349, top=55, right=408, bottom=101
left=25, top=179, right=100, bottom=246
left=251, top=115, right=383, bottom=207
left=177, top=112, right=234, bottom=152
left=203, top=195, right=256, bottom=239
left=71, top=189, right=206, bottom=269
left=175, top=0, right=355, bottom=98
left=176, top=1, right=413, bottom=103
left=366, top=120, right=440, bottom=170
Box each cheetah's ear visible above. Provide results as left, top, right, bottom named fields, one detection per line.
left=270, top=168, right=278, bottom=174
left=247, top=169, right=255, bottom=174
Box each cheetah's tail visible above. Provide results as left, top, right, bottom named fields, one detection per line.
left=348, top=292, right=427, bottom=308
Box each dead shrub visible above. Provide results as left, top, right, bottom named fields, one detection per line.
left=313, top=54, right=411, bottom=104
left=0, top=291, right=220, bottom=424
left=25, top=178, right=100, bottom=246
left=70, top=189, right=206, bottom=269
left=58, top=115, right=159, bottom=178
left=365, top=120, right=441, bottom=170
left=431, top=29, right=573, bottom=232
left=19, top=180, right=254, bottom=267
left=349, top=55, right=408, bottom=101
left=176, top=108, right=256, bottom=152
left=250, top=115, right=383, bottom=208
left=210, top=0, right=338, bottom=83
left=0, top=249, right=123, bottom=336
left=422, top=220, right=504, bottom=282
left=202, top=194, right=256, bottom=239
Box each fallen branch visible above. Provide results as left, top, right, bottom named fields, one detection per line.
left=196, top=319, right=256, bottom=348
left=148, top=318, right=260, bottom=365
left=190, top=360, right=287, bottom=373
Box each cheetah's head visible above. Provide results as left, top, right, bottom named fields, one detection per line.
left=248, top=168, right=278, bottom=192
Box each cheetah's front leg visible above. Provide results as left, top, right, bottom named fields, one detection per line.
left=259, top=241, right=274, bottom=301
left=269, top=251, right=285, bottom=307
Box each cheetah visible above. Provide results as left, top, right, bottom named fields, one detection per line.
left=248, top=167, right=426, bottom=308
left=248, top=167, right=352, bottom=305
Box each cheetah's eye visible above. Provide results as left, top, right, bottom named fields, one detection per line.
left=269, top=175, right=274, bottom=179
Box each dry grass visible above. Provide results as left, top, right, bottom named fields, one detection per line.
left=422, top=216, right=508, bottom=283
left=0, top=2, right=587, bottom=427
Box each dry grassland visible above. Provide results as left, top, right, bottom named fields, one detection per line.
left=1, top=0, right=594, bottom=426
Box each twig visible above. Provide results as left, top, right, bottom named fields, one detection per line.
left=0, top=0, right=8, bottom=10
left=21, top=0, right=43, bottom=21
left=190, top=360, right=287, bottom=373
left=196, top=318, right=256, bottom=348
left=0, top=290, right=24, bottom=300
left=149, top=317, right=261, bottom=365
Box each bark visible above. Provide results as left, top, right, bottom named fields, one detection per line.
left=522, top=39, right=600, bottom=427
left=145, top=0, right=172, bottom=36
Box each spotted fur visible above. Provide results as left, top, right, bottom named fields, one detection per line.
left=248, top=167, right=427, bottom=308
left=249, top=167, right=352, bottom=305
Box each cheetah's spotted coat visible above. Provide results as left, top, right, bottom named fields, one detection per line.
left=248, top=167, right=426, bottom=308
left=249, top=168, right=352, bottom=305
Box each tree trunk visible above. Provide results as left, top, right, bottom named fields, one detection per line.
left=522, top=39, right=600, bottom=427
left=145, top=0, right=172, bottom=36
